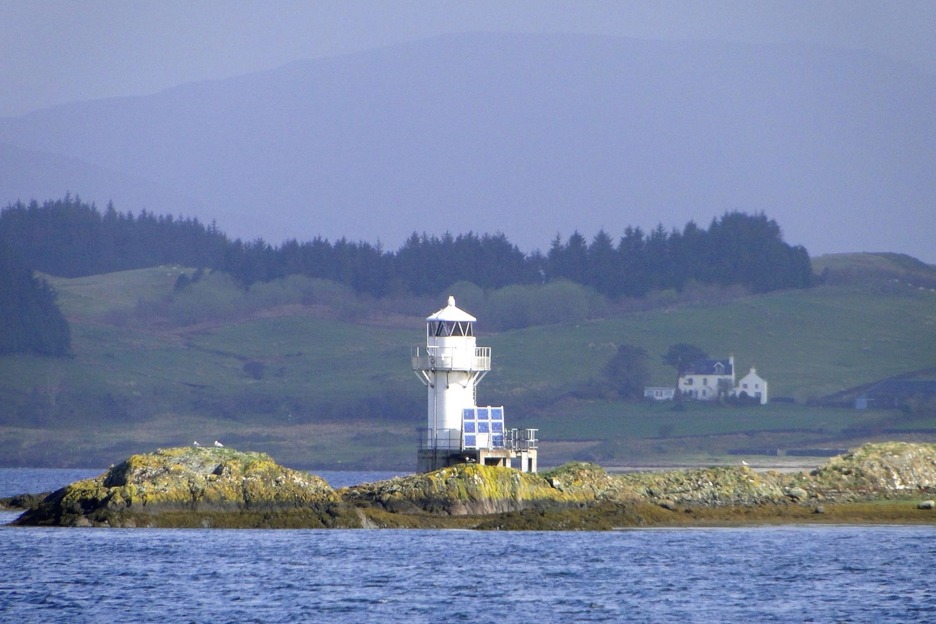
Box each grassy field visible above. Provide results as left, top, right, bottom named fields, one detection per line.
left=486, top=283, right=936, bottom=401
left=2, top=254, right=935, bottom=470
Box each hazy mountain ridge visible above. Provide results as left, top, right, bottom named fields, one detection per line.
left=0, top=140, right=205, bottom=215
left=1, top=32, right=933, bottom=260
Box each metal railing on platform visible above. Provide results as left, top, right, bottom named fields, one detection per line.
left=507, top=428, right=539, bottom=451
left=417, top=428, right=462, bottom=450
left=418, top=427, right=538, bottom=452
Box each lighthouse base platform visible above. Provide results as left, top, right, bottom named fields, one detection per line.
left=417, top=448, right=538, bottom=474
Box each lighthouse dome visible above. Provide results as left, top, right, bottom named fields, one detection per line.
left=426, top=296, right=476, bottom=323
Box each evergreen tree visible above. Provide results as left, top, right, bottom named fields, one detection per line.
left=644, top=223, right=675, bottom=291
left=0, top=244, right=70, bottom=355
left=662, top=343, right=708, bottom=392
left=603, top=344, right=650, bottom=399
left=617, top=226, right=648, bottom=296
left=547, top=231, right=588, bottom=284
left=586, top=229, right=619, bottom=297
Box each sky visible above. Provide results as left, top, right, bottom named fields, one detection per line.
left=2, top=0, right=935, bottom=118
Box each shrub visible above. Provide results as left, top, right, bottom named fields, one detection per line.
left=243, top=361, right=266, bottom=380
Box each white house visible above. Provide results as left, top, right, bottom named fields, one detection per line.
left=678, top=356, right=735, bottom=401
left=732, top=367, right=769, bottom=404
left=645, top=355, right=770, bottom=404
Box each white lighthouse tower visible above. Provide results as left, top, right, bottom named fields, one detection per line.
left=412, top=296, right=538, bottom=473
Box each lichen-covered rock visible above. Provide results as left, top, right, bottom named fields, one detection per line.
left=607, top=443, right=936, bottom=509
left=13, top=447, right=357, bottom=528
left=541, top=462, right=624, bottom=500
left=342, top=463, right=588, bottom=515
left=612, top=466, right=789, bottom=507
left=789, top=442, right=936, bottom=501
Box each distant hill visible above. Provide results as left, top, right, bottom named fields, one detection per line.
left=1, top=33, right=934, bottom=262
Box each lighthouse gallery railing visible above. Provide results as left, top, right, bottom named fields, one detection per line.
left=411, top=346, right=491, bottom=371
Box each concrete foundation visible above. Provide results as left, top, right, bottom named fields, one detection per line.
left=417, top=448, right=538, bottom=473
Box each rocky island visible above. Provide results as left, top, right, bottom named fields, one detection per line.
left=6, top=442, right=936, bottom=529
left=9, top=446, right=357, bottom=528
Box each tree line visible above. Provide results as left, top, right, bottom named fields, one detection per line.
left=0, top=196, right=815, bottom=354
left=546, top=215, right=813, bottom=297
left=1, top=196, right=813, bottom=298
left=0, top=196, right=227, bottom=278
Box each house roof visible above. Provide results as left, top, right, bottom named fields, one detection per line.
left=688, top=358, right=733, bottom=376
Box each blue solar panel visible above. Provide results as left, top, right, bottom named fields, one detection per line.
left=461, top=406, right=511, bottom=451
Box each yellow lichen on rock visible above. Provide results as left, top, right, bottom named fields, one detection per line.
left=343, top=462, right=585, bottom=515
left=14, top=446, right=352, bottom=528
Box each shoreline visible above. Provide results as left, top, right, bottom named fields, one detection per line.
left=6, top=502, right=931, bottom=531
left=4, top=443, right=936, bottom=530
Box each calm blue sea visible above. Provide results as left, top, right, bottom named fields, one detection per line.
left=2, top=469, right=935, bottom=623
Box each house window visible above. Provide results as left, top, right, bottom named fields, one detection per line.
left=703, top=378, right=708, bottom=385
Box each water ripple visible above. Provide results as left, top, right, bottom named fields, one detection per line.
left=1, top=517, right=934, bottom=621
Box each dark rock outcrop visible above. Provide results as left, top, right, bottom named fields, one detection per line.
left=0, top=491, right=49, bottom=511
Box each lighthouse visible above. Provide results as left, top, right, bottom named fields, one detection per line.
left=412, top=296, right=538, bottom=473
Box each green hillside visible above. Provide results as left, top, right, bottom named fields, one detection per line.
left=487, top=281, right=935, bottom=401
left=1, top=254, right=934, bottom=470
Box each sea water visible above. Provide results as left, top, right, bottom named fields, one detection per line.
left=1, top=469, right=934, bottom=623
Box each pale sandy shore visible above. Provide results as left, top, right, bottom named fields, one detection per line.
left=605, top=458, right=823, bottom=474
